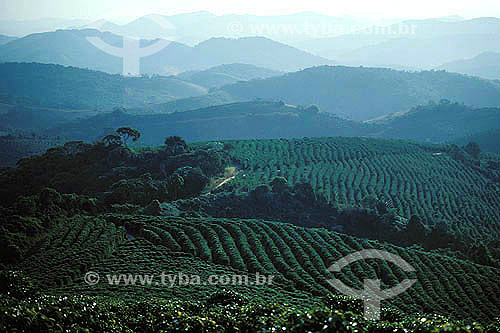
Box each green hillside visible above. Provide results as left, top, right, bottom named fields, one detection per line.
left=126, top=90, right=238, bottom=114
left=5, top=210, right=500, bottom=324
left=1, top=136, right=500, bottom=330
left=218, top=66, right=500, bottom=120
left=371, top=101, right=500, bottom=142
left=222, top=137, right=500, bottom=240
left=43, top=101, right=378, bottom=144
left=438, top=52, right=500, bottom=80
left=177, top=63, right=282, bottom=89
left=453, top=128, right=500, bottom=155
left=0, top=62, right=207, bottom=110
left=0, top=135, right=66, bottom=166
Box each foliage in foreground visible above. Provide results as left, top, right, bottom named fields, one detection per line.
left=1, top=291, right=499, bottom=332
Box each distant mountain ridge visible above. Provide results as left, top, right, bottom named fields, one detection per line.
left=177, top=63, right=282, bottom=89
left=0, top=34, right=16, bottom=45
left=0, top=29, right=332, bottom=74
left=369, top=101, right=500, bottom=142
left=3, top=62, right=500, bottom=122
left=302, top=18, right=500, bottom=69
left=40, top=100, right=500, bottom=149
left=0, top=18, right=91, bottom=37
left=80, top=11, right=382, bottom=46
left=43, top=101, right=376, bottom=144
left=334, top=33, right=500, bottom=69
left=217, top=65, right=500, bottom=120
left=4, top=98, right=500, bottom=163
left=438, top=52, right=500, bottom=80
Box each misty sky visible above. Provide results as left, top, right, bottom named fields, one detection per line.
left=1, top=0, right=500, bottom=22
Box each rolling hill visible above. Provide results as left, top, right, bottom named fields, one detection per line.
left=80, top=11, right=378, bottom=47
left=218, top=65, right=500, bottom=120
left=0, top=135, right=66, bottom=167
left=126, top=90, right=239, bottom=114
left=19, top=213, right=500, bottom=322
left=0, top=105, right=99, bottom=131
left=143, top=36, right=333, bottom=73
left=369, top=101, right=500, bottom=142
left=1, top=137, right=500, bottom=327
left=0, top=29, right=332, bottom=74
left=1, top=133, right=499, bottom=329
left=453, top=128, right=500, bottom=155
left=438, top=52, right=500, bottom=80
left=177, top=63, right=282, bottom=89
left=43, top=101, right=377, bottom=144
left=334, top=34, right=500, bottom=69
left=0, top=62, right=207, bottom=110
left=305, top=18, right=500, bottom=69
left=0, top=17, right=91, bottom=37
left=6, top=98, right=500, bottom=165
left=0, top=34, right=16, bottom=45
left=223, top=137, right=500, bottom=241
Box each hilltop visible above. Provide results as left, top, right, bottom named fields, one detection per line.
left=369, top=101, right=500, bottom=142
left=177, top=63, right=282, bottom=89
left=42, top=101, right=377, bottom=144
left=438, top=52, right=500, bottom=80
left=0, top=62, right=207, bottom=110
left=0, top=30, right=332, bottom=74
left=218, top=66, right=500, bottom=120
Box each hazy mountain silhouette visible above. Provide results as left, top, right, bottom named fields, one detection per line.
left=43, top=101, right=377, bottom=144
left=217, top=65, right=500, bottom=120
left=438, top=52, right=500, bottom=80
left=0, top=18, right=91, bottom=37
left=335, top=34, right=500, bottom=69
left=177, top=64, right=282, bottom=89
left=0, top=34, right=16, bottom=45
left=369, top=101, right=500, bottom=142
left=81, top=11, right=381, bottom=46
left=453, top=127, right=500, bottom=154
left=303, top=18, right=500, bottom=69
left=0, top=29, right=332, bottom=74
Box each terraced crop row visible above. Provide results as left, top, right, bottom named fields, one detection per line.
left=224, top=137, right=500, bottom=239
left=21, top=216, right=126, bottom=287
left=114, top=215, right=500, bottom=322
left=55, top=236, right=317, bottom=308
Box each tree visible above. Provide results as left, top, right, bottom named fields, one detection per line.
left=175, top=167, right=209, bottom=198
left=448, top=144, right=466, bottom=162
left=116, top=127, right=141, bottom=146
left=164, top=136, right=189, bottom=155
left=406, top=215, right=429, bottom=242
left=305, top=105, right=320, bottom=114
left=270, top=176, right=288, bottom=193
left=167, top=173, right=184, bottom=201
left=464, top=142, right=481, bottom=159
left=102, top=134, right=122, bottom=147
left=361, top=195, right=379, bottom=210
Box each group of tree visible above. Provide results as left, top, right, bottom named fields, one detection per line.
left=103, top=127, right=141, bottom=147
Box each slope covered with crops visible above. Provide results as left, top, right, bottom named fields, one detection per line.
left=21, top=213, right=500, bottom=323
left=222, top=137, right=500, bottom=240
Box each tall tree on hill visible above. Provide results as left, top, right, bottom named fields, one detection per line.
left=116, top=127, right=141, bottom=146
